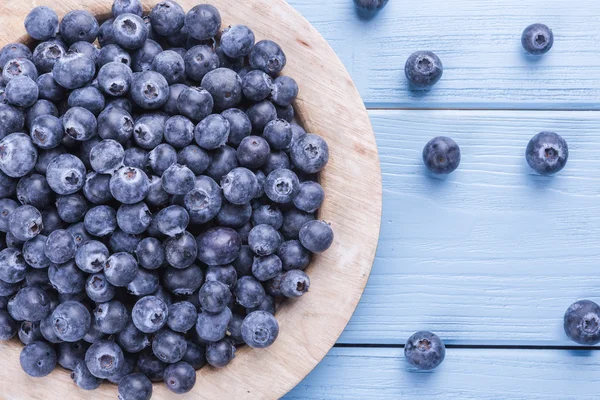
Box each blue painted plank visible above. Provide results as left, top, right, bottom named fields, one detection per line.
left=285, top=347, right=600, bottom=399
left=287, top=0, right=600, bottom=109
left=338, top=109, right=600, bottom=345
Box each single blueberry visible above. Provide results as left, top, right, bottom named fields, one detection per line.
left=85, top=339, right=125, bottom=378
left=290, top=133, right=329, bottom=174
left=165, top=231, right=198, bottom=269
left=405, top=331, right=446, bottom=370
left=155, top=205, right=190, bottom=237
left=51, top=301, right=91, bottom=342
left=84, top=205, right=117, bottom=237
left=195, top=307, right=231, bottom=342
left=30, top=115, right=63, bottom=150
left=249, top=40, right=286, bottom=76
left=178, top=87, right=214, bottom=122
left=298, top=220, right=334, bottom=253
left=205, top=339, right=235, bottom=368
left=196, top=227, right=241, bottom=265
left=118, top=372, right=153, bottom=400
left=48, top=260, right=86, bottom=294
left=162, top=164, right=195, bottom=195
left=112, top=0, right=143, bottom=17
left=105, top=252, right=139, bottom=287
left=278, top=240, right=311, bottom=271
left=221, top=25, right=255, bottom=58
left=132, top=295, right=168, bottom=333
left=185, top=5, right=221, bottom=40
left=264, top=168, right=300, bottom=204
left=150, top=1, right=186, bottom=36
left=422, top=136, right=461, bottom=174
left=71, top=361, right=102, bottom=390
left=167, top=301, right=198, bottom=333
left=234, top=275, right=265, bottom=308
left=237, top=135, right=271, bottom=169
left=68, top=86, right=105, bottom=115
left=9, top=205, right=42, bottom=242
left=246, top=100, right=277, bottom=133
left=525, top=131, right=568, bottom=175
left=83, top=172, right=113, bottom=204
left=128, top=268, right=160, bottom=296
left=242, top=310, right=279, bottom=348
left=222, top=108, right=252, bottom=147
left=110, top=166, right=150, bottom=204
left=131, top=71, right=169, bottom=109
left=25, top=6, right=59, bottom=41
left=221, top=167, right=258, bottom=205
left=98, top=106, right=134, bottom=144
left=217, top=201, right=253, bottom=228
left=194, top=114, right=230, bottom=150
left=32, top=42, right=65, bottom=74
left=97, top=61, right=133, bottom=97
left=564, top=300, right=600, bottom=345
left=205, top=145, right=239, bottom=182
left=52, top=52, right=96, bottom=89
left=152, top=329, right=187, bottom=363
left=7, top=286, right=51, bottom=322
left=184, top=45, right=220, bottom=82
left=116, top=320, right=150, bottom=353
left=86, top=273, right=116, bottom=303
left=263, top=119, right=292, bottom=150
left=135, top=237, right=165, bottom=270
left=280, top=269, right=310, bottom=297
left=164, top=361, right=196, bottom=394
left=45, top=229, right=76, bottom=264
left=113, top=13, right=149, bottom=50
left=16, top=173, right=53, bottom=209
left=131, top=39, right=164, bottom=73
left=162, top=264, right=204, bottom=296
left=63, top=106, right=98, bottom=141
left=293, top=181, right=325, bottom=213
left=522, top=23, right=554, bottom=55
left=20, top=341, right=57, bottom=377
left=405, top=51, right=443, bottom=89
left=270, top=76, right=298, bottom=107
left=94, top=300, right=128, bottom=334
left=152, top=50, right=186, bottom=84
left=201, top=67, right=243, bottom=110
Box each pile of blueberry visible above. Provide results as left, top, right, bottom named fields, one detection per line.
left=0, top=0, right=335, bottom=398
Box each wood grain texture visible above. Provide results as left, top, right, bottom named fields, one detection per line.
left=338, top=109, right=600, bottom=345
left=287, top=0, right=600, bottom=109
left=0, top=1, right=382, bottom=399
left=285, top=347, right=600, bottom=399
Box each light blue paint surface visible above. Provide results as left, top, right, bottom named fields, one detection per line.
left=283, top=0, right=600, bottom=397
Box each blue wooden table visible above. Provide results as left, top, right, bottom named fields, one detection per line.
left=282, top=0, right=600, bottom=397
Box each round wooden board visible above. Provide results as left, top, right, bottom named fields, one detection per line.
left=0, top=1, right=382, bottom=398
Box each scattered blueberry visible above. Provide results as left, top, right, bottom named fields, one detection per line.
left=564, top=300, right=600, bottom=345
left=118, top=372, right=153, bottom=400
left=422, top=136, right=461, bottom=174
left=405, top=51, right=443, bottom=89
left=405, top=331, right=446, bottom=370
left=525, top=132, right=568, bottom=175
left=522, top=24, right=554, bottom=55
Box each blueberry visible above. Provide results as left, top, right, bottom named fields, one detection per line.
left=0, top=43, right=32, bottom=68
left=22, top=234, right=51, bottom=269
left=405, top=331, right=446, bottom=370
left=293, top=181, right=324, bottom=213
left=59, top=10, right=99, bottom=44
left=113, top=14, right=148, bottom=50
left=119, top=372, right=153, bottom=400
left=264, top=168, right=300, bottom=204
left=72, top=361, right=103, bottom=390
left=249, top=40, right=286, bottom=76
left=196, top=227, right=242, bottom=265
left=25, top=6, right=59, bottom=41
left=236, top=135, right=271, bottom=169
left=246, top=100, right=277, bottom=133
left=161, top=164, right=195, bottom=196
left=98, top=18, right=117, bottom=47
left=124, top=147, right=148, bottom=170
left=181, top=176, right=220, bottom=224
left=405, top=51, right=443, bottom=89
left=128, top=268, right=160, bottom=296
left=145, top=176, right=169, bottom=208
left=163, top=361, right=196, bottom=394
left=16, top=174, right=52, bottom=210
left=276, top=104, right=294, bottom=122
left=5, top=76, right=38, bottom=108
left=94, top=300, right=128, bottom=334
left=45, top=229, right=76, bottom=264
left=3, top=58, right=38, bottom=83
left=205, top=265, right=237, bottom=291
left=8, top=205, right=42, bottom=242
left=217, top=201, right=253, bottom=228
left=298, top=220, right=334, bottom=253
left=290, top=134, right=329, bottom=174
left=177, top=87, right=214, bottom=122
left=96, top=110, right=131, bottom=148
left=135, top=237, right=165, bottom=270
left=32, top=42, right=65, bottom=74
left=564, top=300, right=600, bottom=345
left=206, top=145, right=239, bottom=181
left=74, top=241, right=107, bottom=274
left=165, top=231, right=198, bottom=269
left=252, top=205, right=283, bottom=230
left=68, top=86, right=105, bottom=115
left=281, top=269, right=310, bottom=297
left=131, top=71, right=169, bottom=109
left=131, top=39, right=164, bottom=73
left=234, top=275, right=265, bottom=308
left=89, top=139, right=125, bottom=174
left=97, top=62, right=133, bottom=98
left=220, top=25, right=255, bottom=58
left=83, top=172, right=113, bottom=205
left=0, top=104, right=25, bottom=139
left=116, top=202, right=151, bottom=235
left=33, top=147, right=63, bottom=176
left=40, top=314, right=63, bottom=343
left=20, top=341, right=57, bottom=377
left=154, top=205, right=189, bottom=237
left=160, top=117, right=193, bottom=150
left=167, top=301, right=197, bottom=333
left=52, top=52, right=96, bottom=89
left=83, top=205, right=117, bottom=237
left=45, top=155, right=85, bottom=197
left=185, top=4, right=221, bottom=40
left=37, top=73, right=66, bottom=102
left=110, top=230, right=140, bottom=252
left=69, top=41, right=100, bottom=65
left=112, top=0, right=143, bottom=17
left=110, top=166, right=151, bottom=204
left=98, top=44, right=132, bottom=68
left=201, top=68, right=243, bottom=110
left=136, top=351, right=167, bottom=382
left=18, top=320, right=42, bottom=344
left=354, top=0, right=389, bottom=10
left=148, top=143, right=178, bottom=175
left=255, top=254, right=284, bottom=281
left=150, top=1, right=186, bottom=36
left=48, top=260, right=85, bottom=294
left=270, top=76, right=298, bottom=107
left=220, top=167, right=258, bottom=205
left=7, top=286, right=51, bottom=322
left=85, top=339, right=125, bottom=378
left=0, top=198, right=17, bottom=233
left=116, top=320, right=150, bottom=353
left=133, top=114, right=165, bottom=149
left=151, top=329, right=187, bottom=363
left=522, top=24, right=553, bottom=55
left=195, top=307, right=231, bottom=342
left=30, top=115, right=63, bottom=150
left=50, top=301, right=91, bottom=342
left=67, top=222, right=92, bottom=248
left=246, top=294, right=276, bottom=315
left=163, top=264, right=204, bottom=296
left=281, top=209, right=314, bottom=240
left=105, top=252, right=139, bottom=287
left=222, top=108, right=252, bottom=147
left=194, top=114, right=230, bottom=150
left=525, top=131, right=568, bottom=175
left=0, top=132, right=37, bottom=179
left=278, top=240, right=311, bottom=271
left=241, top=310, right=279, bottom=348
left=422, top=136, right=461, bottom=174
left=263, top=119, right=292, bottom=150
left=205, top=339, right=235, bottom=368
left=232, top=245, right=253, bottom=277
left=86, top=273, right=116, bottom=303
left=132, top=295, right=169, bottom=334
left=164, top=83, right=187, bottom=115
left=151, top=50, right=185, bottom=85
left=63, top=106, right=98, bottom=142
left=199, top=281, right=232, bottom=313
left=182, top=341, right=206, bottom=369
left=184, top=45, right=220, bottom=82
